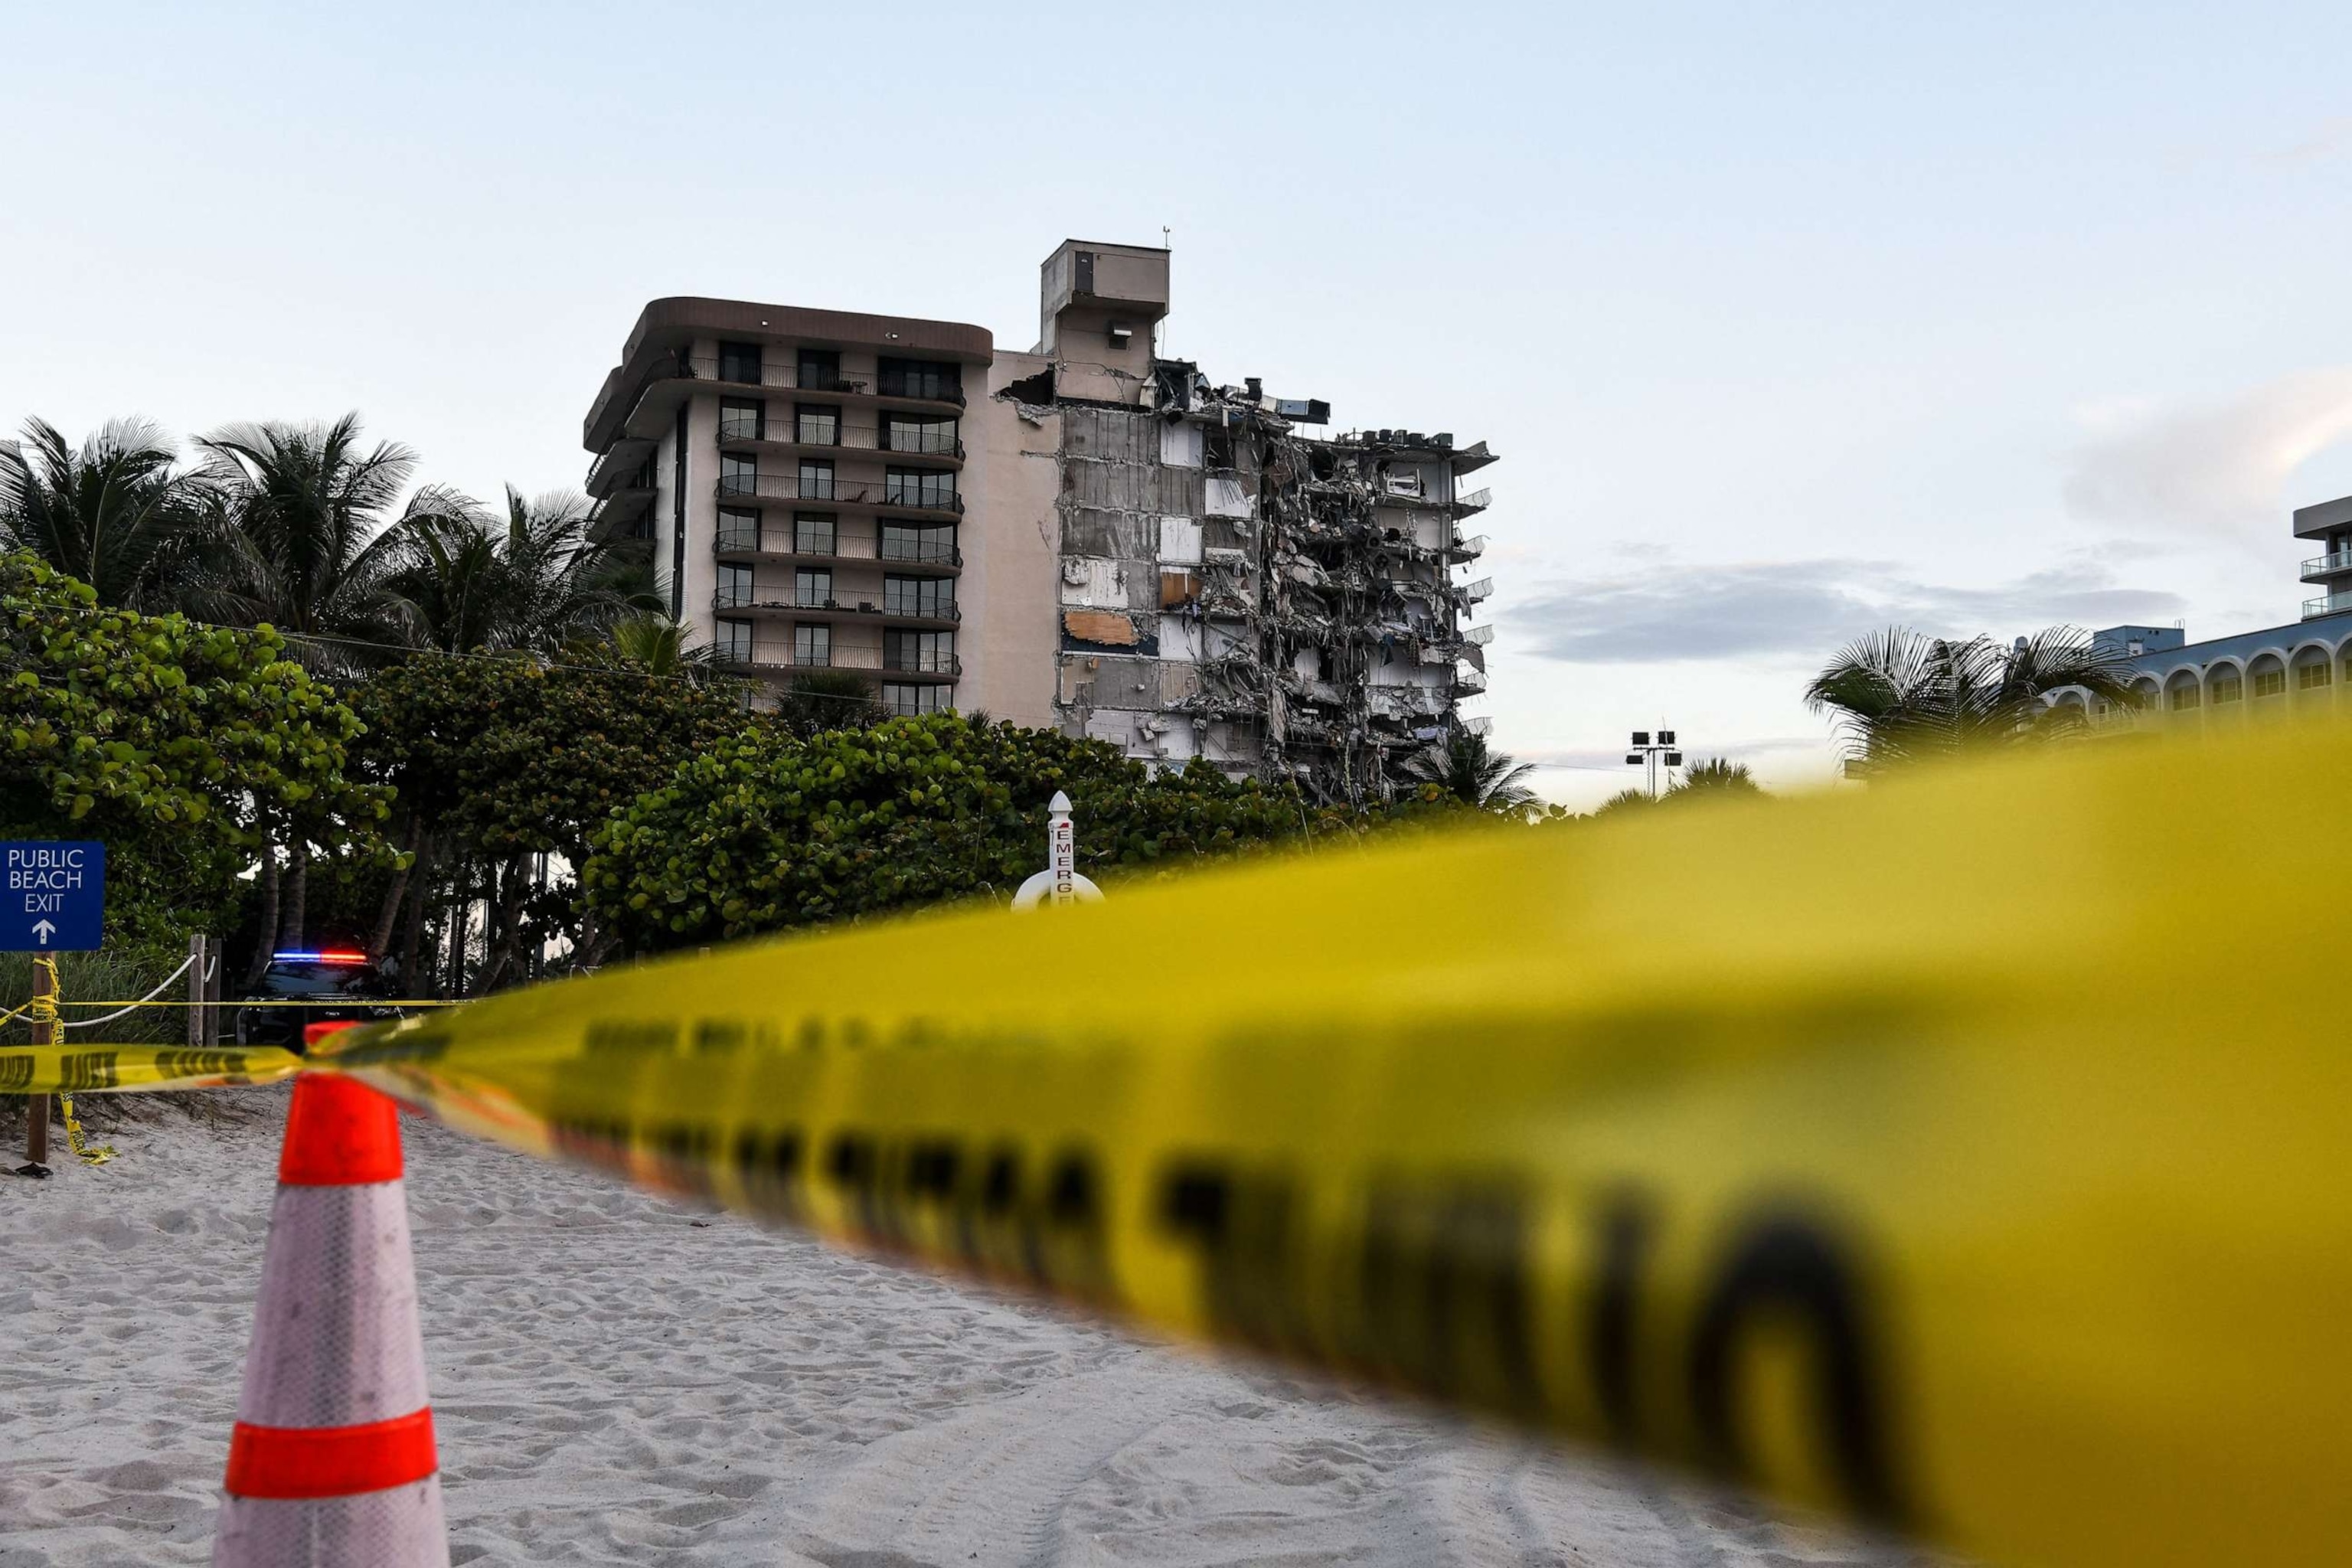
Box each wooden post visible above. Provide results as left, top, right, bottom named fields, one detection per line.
left=187, top=933, right=207, bottom=1049
left=204, top=938, right=220, bottom=1047
left=24, top=956, right=55, bottom=1171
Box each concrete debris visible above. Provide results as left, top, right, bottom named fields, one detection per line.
left=1036, top=387, right=1496, bottom=805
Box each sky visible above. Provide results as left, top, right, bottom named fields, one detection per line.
left=5, top=2, right=2351, bottom=805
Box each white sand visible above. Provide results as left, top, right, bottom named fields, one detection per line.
left=0, top=1091, right=1932, bottom=1566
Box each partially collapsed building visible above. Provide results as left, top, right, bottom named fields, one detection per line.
left=583, top=239, right=1495, bottom=804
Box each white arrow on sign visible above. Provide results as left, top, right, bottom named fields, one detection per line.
left=31, top=919, right=56, bottom=945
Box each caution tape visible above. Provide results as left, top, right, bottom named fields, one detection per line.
left=0, top=1045, right=304, bottom=1093
left=55, top=1091, right=114, bottom=1164
left=15, top=721, right=2352, bottom=1568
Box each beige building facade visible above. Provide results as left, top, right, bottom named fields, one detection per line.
left=583, top=240, right=1495, bottom=802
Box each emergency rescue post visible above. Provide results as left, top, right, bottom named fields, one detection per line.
left=1010, top=792, right=1104, bottom=910
left=5, top=841, right=106, bottom=1175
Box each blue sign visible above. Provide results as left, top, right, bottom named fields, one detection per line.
left=2, top=841, right=105, bottom=951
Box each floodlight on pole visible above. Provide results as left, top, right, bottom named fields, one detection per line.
left=1625, top=726, right=1684, bottom=799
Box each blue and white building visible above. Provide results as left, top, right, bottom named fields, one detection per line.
left=2061, top=493, right=2352, bottom=727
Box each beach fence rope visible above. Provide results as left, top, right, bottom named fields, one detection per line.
left=7, top=721, right=2352, bottom=1568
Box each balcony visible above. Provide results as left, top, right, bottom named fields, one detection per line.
left=651, top=354, right=966, bottom=408
left=2299, top=550, right=2352, bottom=583
left=1463, top=623, right=1495, bottom=646
left=1455, top=669, right=1488, bottom=695
left=2302, top=590, right=2352, bottom=620
left=1456, top=577, right=1494, bottom=604
left=1452, top=534, right=1488, bottom=560
left=1454, top=488, right=1492, bottom=515
left=714, top=531, right=962, bottom=574
left=714, top=472, right=962, bottom=516
left=712, top=590, right=959, bottom=626
left=712, top=643, right=962, bottom=681
left=717, top=416, right=964, bottom=466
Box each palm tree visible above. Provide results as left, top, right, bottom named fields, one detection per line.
left=597, top=612, right=712, bottom=678
left=184, top=414, right=470, bottom=668
left=776, top=671, right=886, bottom=737
left=185, top=415, right=474, bottom=964
left=0, top=416, right=201, bottom=607
left=1400, top=730, right=1538, bottom=811
left=1668, top=757, right=1762, bottom=799
left=386, top=488, right=649, bottom=655
left=1805, top=626, right=2139, bottom=777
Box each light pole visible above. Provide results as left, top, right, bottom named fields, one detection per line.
left=1624, top=728, right=1683, bottom=799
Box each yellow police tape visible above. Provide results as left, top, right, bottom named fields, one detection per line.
left=0, top=1044, right=302, bottom=1093
left=10, top=720, right=2352, bottom=1568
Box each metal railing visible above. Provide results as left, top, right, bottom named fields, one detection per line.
left=715, top=473, right=962, bottom=513
left=2300, top=550, right=2352, bottom=580
left=652, top=355, right=965, bottom=404
left=713, top=590, right=959, bottom=622
left=1455, top=488, right=1493, bottom=513
left=2303, top=591, right=2352, bottom=619
left=715, top=417, right=964, bottom=458
left=1457, top=577, right=1494, bottom=603
left=1453, top=534, right=1488, bottom=559
left=884, top=648, right=962, bottom=675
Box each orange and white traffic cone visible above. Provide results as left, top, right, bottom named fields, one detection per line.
left=214, top=1024, right=447, bottom=1566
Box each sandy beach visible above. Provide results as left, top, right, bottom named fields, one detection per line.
left=1, top=1090, right=1929, bottom=1566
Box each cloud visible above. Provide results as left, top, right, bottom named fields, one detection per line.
left=1511, top=560, right=2186, bottom=664
left=2062, top=368, right=2352, bottom=544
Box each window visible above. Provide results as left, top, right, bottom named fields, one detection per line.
left=793, top=623, right=831, bottom=667
left=885, top=629, right=954, bottom=674
left=795, top=568, right=834, bottom=607
left=795, top=404, right=841, bottom=446
left=2252, top=668, right=2287, bottom=698
left=884, top=467, right=956, bottom=511
left=714, top=618, right=753, bottom=664
left=882, top=682, right=946, bottom=717
left=793, top=512, right=838, bottom=556
left=2209, top=675, right=2243, bottom=704
left=2300, top=661, right=2333, bottom=690
left=719, top=397, right=763, bottom=443
left=716, top=563, right=753, bottom=609
left=884, top=416, right=958, bottom=456
left=715, top=507, right=761, bottom=553
left=798, top=459, right=835, bottom=501
left=797, top=349, right=843, bottom=392
left=880, top=523, right=956, bottom=564
left=877, top=356, right=961, bottom=402
left=720, top=453, right=757, bottom=498
left=718, top=341, right=763, bottom=384
left=885, top=574, right=953, bottom=619
left=2169, top=684, right=2200, bottom=712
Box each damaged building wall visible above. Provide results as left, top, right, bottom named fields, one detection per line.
left=1040, top=371, right=1494, bottom=803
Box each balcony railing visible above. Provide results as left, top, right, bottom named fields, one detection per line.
left=715, top=473, right=962, bottom=513
left=717, top=416, right=965, bottom=459
left=1456, top=577, right=1494, bottom=603
left=884, top=648, right=962, bottom=675
left=713, top=590, right=959, bottom=622
left=2302, top=590, right=2352, bottom=619
left=2300, top=550, right=2352, bottom=582
left=712, top=642, right=960, bottom=677
left=655, top=355, right=965, bottom=405
left=1452, top=534, right=1488, bottom=559
left=1463, top=623, right=1495, bottom=646
left=714, top=529, right=962, bottom=569
left=1455, top=488, right=1493, bottom=514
